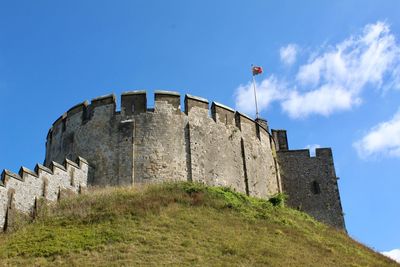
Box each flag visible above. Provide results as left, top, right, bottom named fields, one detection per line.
left=252, top=66, right=263, bottom=76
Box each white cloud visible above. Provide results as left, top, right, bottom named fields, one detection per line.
left=291, top=21, right=400, bottom=118
left=234, top=75, right=286, bottom=116
left=382, top=249, right=400, bottom=263
left=354, top=109, right=400, bottom=158
left=281, top=85, right=360, bottom=118
left=280, top=44, right=298, bottom=66
left=234, top=21, right=400, bottom=119
left=296, top=57, right=324, bottom=86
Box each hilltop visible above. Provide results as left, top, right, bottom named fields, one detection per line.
left=0, top=182, right=396, bottom=266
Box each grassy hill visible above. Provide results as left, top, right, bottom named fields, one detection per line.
left=0, top=182, right=397, bottom=266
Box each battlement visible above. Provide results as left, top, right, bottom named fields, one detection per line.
left=155, top=90, right=181, bottom=111
left=121, top=90, right=147, bottom=116
left=274, top=132, right=345, bottom=229
left=44, top=91, right=280, bottom=196
left=0, top=157, right=89, bottom=231
left=47, top=91, right=272, bottom=145
left=41, top=90, right=344, bottom=229
left=271, top=129, right=289, bottom=151
left=277, top=147, right=333, bottom=159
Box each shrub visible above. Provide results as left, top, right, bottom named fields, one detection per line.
left=268, top=193, right=287, bottom=207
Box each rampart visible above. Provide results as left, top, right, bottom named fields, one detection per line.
left=0, top=90, right=345, bottom=230
left=273, top=130, right=345, bottom=229
left=45, top=91, right=281, bottom=199
left=0, top=157, right=88, bottom=230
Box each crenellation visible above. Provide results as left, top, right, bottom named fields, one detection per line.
left=88, top=97, right=117, bottom=121
left=184, top=94, right=209, bottom=115
left=52, top=113, right=67, bottom=136
left=316, top=148, right=333, bottom=159
left=38, top=91, right=345, bottom=229
left=50, top=161, right=67, bottom=172
left=276, top=136, right=345, bottom=229
left=2, top=169, right=22, bottom=183
left=255, top=118, right=269, bottom=132
left=121, top=90, right=147, bottom=116
left=278, top=149, right=310, bottom=157
left=154, top=90, right=181, bottom=112
left=67, top=101, right=89, bottom=117
left=65, top=158, right=80, bottom=170
left=211, top=102, right=235, bottom=125
left=77, top=156, right=88, bottom=167
left=271, top=129, right=289, bottom=151
left=19, top=167, right=38, bottom=179
left=35, top=163, right=52, bottom=175
left=235, top=112, right=258, bottom=138
left=91, top=94, right=117, bottom=109
left=0, top=156, right=89, bottom=230
left=65, top=101, right=88, bottom=130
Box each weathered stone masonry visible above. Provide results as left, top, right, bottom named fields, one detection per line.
left=45, top=91, right=281, bottom=199
left=273, top=130, right=345, bottom=229
left=0, top=157, right=89, bottom=230
left=0, top=90, right=345, bottom=230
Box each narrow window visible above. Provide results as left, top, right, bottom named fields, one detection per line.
left=42, top=179, right=48, bottom=197
left=311, top=181, right=321, bottom=194
left=7, top=192, right=14, bottom=209
left=70, top=169, right=75, bottom=187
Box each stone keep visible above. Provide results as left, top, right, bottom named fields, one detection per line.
left=1, top=90, right=345, bottom=230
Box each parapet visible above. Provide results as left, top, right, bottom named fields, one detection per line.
left=36, top=90, right=345, bottom=229
left=47, top=91, right=272, bottom=143
left=121, top=90, right=147, bottom=116
left=276, top=147, right=334, bottom=160
left=155, top=90, right=181, bottom=111
left=67, top=101, right=89, bottom=117
left=255, top=118, right=269, bottom=132
left=0, top=157, right=89, bottom=231
left=211, top=102, right=235, bottom=125
left=184, top=94, right=209, bottom=114
left=91, top=94, right=116, bottom=109
left=271, top=129, right=288, bottom=151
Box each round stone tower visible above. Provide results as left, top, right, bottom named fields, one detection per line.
left=44, top=91, right=281, bottom=199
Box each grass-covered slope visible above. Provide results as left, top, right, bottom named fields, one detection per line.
left=0, top=182, right=397, bottom=266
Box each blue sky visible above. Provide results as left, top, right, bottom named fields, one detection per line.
left=1, top=0, right=399, bottom=260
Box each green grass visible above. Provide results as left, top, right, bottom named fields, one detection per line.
left=0, top=182, right=397, bottom=266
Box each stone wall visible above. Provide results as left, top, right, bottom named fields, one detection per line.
left=132, top=92, right=188, bottom=184
left=44, top=91, right=281, bottom=199
left=187, top=98, right=246, bottom=193
left=45, top=95, right=128, bottom=186
left=273, top=130, right=345, bottom=229
left=0, top=157, right=88, bottom=231
left=43, top=90, right=345, bottom=229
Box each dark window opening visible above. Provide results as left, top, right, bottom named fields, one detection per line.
left=42, top=180, right=48, bottom=197
left=311, top=181, right=321, bottom=194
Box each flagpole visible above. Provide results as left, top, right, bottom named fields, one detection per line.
left=251, top=65, right=259, bottom=119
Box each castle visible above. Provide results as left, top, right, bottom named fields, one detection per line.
left=0, top=91, right=345, bottom=230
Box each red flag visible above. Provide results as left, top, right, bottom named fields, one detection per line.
left=252, top=66, right=263, bottom=76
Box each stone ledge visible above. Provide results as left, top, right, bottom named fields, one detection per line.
left=122, top=90, right=146, bottom=96
left=154, top=90, right=180, bottom=96
left=212, top=102, right=235, bottom=112
left=185, top=94, right=209, bottom=104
